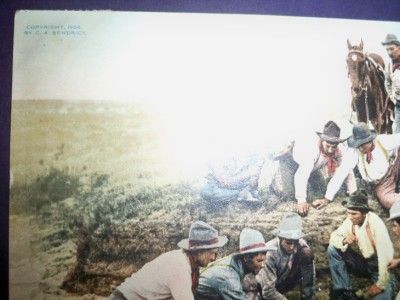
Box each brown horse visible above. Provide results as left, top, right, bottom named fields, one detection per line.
left=346, top=39, right=394, bottom=133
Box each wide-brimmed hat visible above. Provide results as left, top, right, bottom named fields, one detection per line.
left=382, top=34, right=400, bottom=46
left=272, top=213, right=305, bottom=240
left=238, top=228, right=275, bottom=255
left=316, top=121, right=347, bottom=143
left=347, top=123, right=377, bottom=148
left=388, top=200, right=400, bottom=221
left=178, top=221, right=228, bottom=250
left=342, top=190, right=371, bottom=211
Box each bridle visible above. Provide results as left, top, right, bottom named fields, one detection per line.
left=347, top=49, right=370, bottom=123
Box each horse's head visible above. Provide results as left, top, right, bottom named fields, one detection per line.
left=346, top=39, right=367, bottom=97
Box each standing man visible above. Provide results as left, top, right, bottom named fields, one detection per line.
left=327, top=191, right=397, bottom=299
left=269, top=120, right=356, bottom=217
left=195, top=228, right=273, bottom=299
left=108, top=221, right=228, bottom=300
left=315, top=122, right=400, bottom=209
left=382, top=33, right=400, bottom=133
left=246, top=213, right=315, bottom=300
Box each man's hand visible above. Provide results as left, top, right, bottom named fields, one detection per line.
left=367, top=284, right=383, bottom=297
left=343, top=233, right=358, bottom=246
left=387, top=258, right=400, bottom=270
left=297, top=202, right=310, bottom=217
left=312, top=198, right=329, bottom=209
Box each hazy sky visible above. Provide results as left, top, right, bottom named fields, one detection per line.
left=12, top=11, right=400, bottom=172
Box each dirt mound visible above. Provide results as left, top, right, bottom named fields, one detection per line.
left=59, top=190, right=396, bottom=298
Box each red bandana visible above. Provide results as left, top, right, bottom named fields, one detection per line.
left=319, top=141, right=341, bottom=176
left=365, top=143, right=375, bottom=164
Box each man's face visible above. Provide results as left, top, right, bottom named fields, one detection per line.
left=392, top=221, right=400, bottom=237
left=244, top=252, right=267, bottom=275
left=346, top=208, right=366, bottom=225
left=358, top=141, right=374, bottom=154
left=321, top=140, right=338, bottom=156
left=280, top=238, right=299, bottom=254
left=195, top=248, right=218, bottom=267
left=385, top=44, right=400, bottom=61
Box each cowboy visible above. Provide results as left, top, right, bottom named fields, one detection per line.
left=195, top=228, right=274, bottom=300
left=386, top=200, right=400, bottom=300
left=201, top=152, right=265, bottom=205
left=246, top=213, right=315, bottom=300
left=382, top=33, right=400, bottom=133
left=327, top=190, right=397, bottom=299
left=315, top=122, right=400, bottom=209
left=268, top=120, right=356, bottom=217
left=108, top=221, right=227, bottom=300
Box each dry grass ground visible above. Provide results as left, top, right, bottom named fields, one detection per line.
left=9, top=100, right=400, bottom=299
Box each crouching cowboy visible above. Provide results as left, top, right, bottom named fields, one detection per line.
left=195, top=228, right=274, bottom=299
left=248, top=213, right=315, bottom=300
left=327, top=191, right=397, bottom=299
left=109, top=221, right=227, bottom=300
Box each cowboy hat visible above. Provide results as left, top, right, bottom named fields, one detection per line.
left=177, top=221, right=228, bottom=250
left=342, top=190, right=371, bottom=211
left=316, top=121, right=347, bottom=143
left=382, top=34, right=400, bottom=46
left=272, top=213, right=305, bottom=240
left=347, top=122, right=377, bottom=148
left=388, top=200, right=400, bottom=221
left=238, top=228, right=275, bottom=255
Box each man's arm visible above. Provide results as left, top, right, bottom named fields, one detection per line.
left=329, top=219, right=352, bottom=252
left=215, top=271, right=247, bottom=300
left=169, top=270, right=195, bottom=300
left=257, top=254, right=287, bottom=300
left=325, top=149, right=358, bottom=201
left=371, top=216, right=394, bottom=290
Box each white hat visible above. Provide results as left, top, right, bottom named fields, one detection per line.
left=272, top=213, right=305, bottom=240
left=238, top=228, right=276, bottom=255
left=177, top=221, right=228, bottom=250
left=388, top=200, right=400, bottom=221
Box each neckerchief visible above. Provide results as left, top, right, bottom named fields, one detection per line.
left=365, top=143, right=375, bottom=164
left=187, top=253, right=200, bottom=292
left=319, top=140, right=341, bottom=176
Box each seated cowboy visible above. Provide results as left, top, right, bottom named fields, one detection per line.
left=327, top=191, right=397, bottom=299
left=108, top=221, right=227, bottom=300
left=195, top=228, right=274, bottom=300
left=244, top=213, right=315, bottom=300
left=200, top=152, right=265, bottom=204
left=267, top=120, right=356, bottom=217
left=385, top=200, right=400, bottom=300
left=316, top=122, right=400, bottom=209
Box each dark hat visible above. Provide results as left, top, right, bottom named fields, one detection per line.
left=316, top=121, right=347, bottom=143
left=382, top=34, right=400, bottom=46
left=342, top=190, right=371, bottom=211
left=177, top=221, right=228, bottom=250
left=347, top=122, right=377, bottom=148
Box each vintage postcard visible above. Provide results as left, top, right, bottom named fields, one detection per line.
left=10, top=9, right=400, bottom=299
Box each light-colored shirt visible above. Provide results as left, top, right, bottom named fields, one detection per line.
left=329, top=212, right=394, bottom=289
left=325, top=134, right=400, bottom=201
left=196, top=255, right=246, bottom=300
left=117, top=249, right=194, bottom=300
left=256, top=237, right=309, bottom=300
left=385, top=65, right=400, bottom=102
left=293, top=138, right=356, bottom=203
